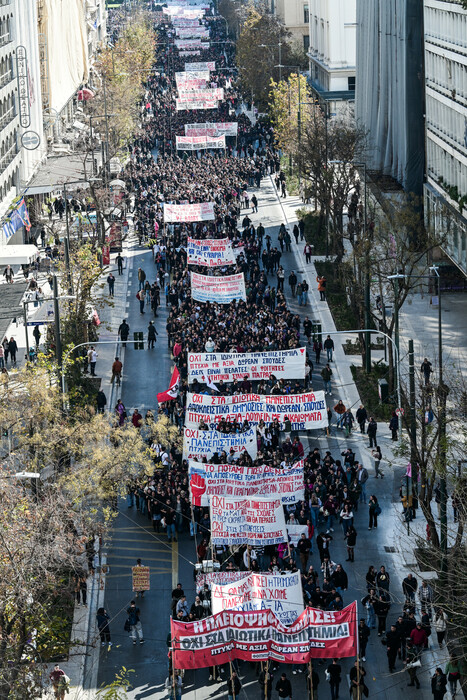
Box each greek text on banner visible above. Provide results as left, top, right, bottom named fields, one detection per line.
left=210, top=496, right=287, bottom=546
left=212, top=572, right=304, bottom=626
left=171, top=602, right=358, bottom=668
left=188, top=348, right=306, bottom=383
left=189, top=460, right=304, bottom=506
left=185, top=391, right=327, bottom=430
left=187, top=238, right=235, bottom=267
left=191, top=272, right=246, bottom=303
left=183, top=427, right=257, bottom=461
left=164, top=202, right=215, bottom=223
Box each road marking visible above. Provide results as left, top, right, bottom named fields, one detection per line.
left=172, top=539, right=178, bottom=589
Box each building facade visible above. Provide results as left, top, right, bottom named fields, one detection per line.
left=355, top=0, right=425, bottom=195
left=307, top=0, right=356, bottom=117
left=423, top=0, right=467, bottom=276
left=271, top=0, right=310, bottom=52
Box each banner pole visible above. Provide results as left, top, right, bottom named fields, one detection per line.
left=309, top=660, right=314, bottom=700
left=264, top=660, right=269, bottom=700
left=230, top=661, right=236, bottom=700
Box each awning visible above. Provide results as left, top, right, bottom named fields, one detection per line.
left=23, top=185, right=57, bottom=196
left=0, top=244, right=40, bottom=266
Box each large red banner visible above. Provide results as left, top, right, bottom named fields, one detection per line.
left=171, top=603, right=358, bottom=669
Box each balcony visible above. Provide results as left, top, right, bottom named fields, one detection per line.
left=0, top=32, right=12, bottom=48
left=0, top=143, right=18, bottom=174
left=0, top=105, right=16, bottom=130
left=0, top=70, right=13, bottom=89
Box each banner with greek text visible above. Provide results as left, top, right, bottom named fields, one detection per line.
left=210, top=496, right=287, bottom=546
left=171, top=602, right=358, bottom=668
left=191, top=272, right=246, bottom=303
left=189, top=461, right=304, bottom=507
left=178, top=88, right=224, bottom=101
left=176, top=26, right=210, bottom=38
left=176, top=135, right=226, bottom=151
left=175, top=39, right=209, bottom=50
left=164, top=202, right=215, bottom=223
left=196, top=571, right=246, bottom=590
left=185, top=61, right=216, bottom=71
left=183, top=427, right=257, bottom=461
left=212, top=572, right=304, bottom=625
left=188, top=348, right=306, bottom=383
left=176, top=71, right=210, bottom=83
left=175, top=77, right=207, bottom=91
left=287, top=524, right=309, bottom=547
left=185, top=122, right=238, bottom=136
left=176, top=98, right=218, bottom=111
left=187, top=237, right=235, bottom=266
left=179, top=50, right=202, bottom=57
left=185, top=391, right=327, bottom=430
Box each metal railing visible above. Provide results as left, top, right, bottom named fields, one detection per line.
left=0, top=32, right=12, bottom=47
left=0, top=143, right=18, bottom=173
left=0, top=70, right=13, bottom=88
left=0, top=105, right=15, bottom=129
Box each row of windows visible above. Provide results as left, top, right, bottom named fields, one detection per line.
left=425, top=6, right=467, bottom=49
left=0, top=169, right=16, bottom=203
left=425, top=49, right=467, bottom=102
left=427, top=137, right=467, bottom=199
left=426, top=186, right=467, bottom=272
left=0, top=127, right=18, bottom=175
left=0, top=15, right=11, bottom=45
left=426, top=93, right=467, bottom=153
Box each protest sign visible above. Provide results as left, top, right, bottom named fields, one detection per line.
left=187, top=237, right=235, bottom=266
left=189, top=460, right=304, bottom=506
left=178, top=88, right=224, bottom=101
left=176, top=98, right=218, bottom=111
left=175, top=26, right=210, bottom=38
left=132, top=566, right=150, bottom=592
left=185, top=61, right=216, bottom=71
left=287, top=524, right=309, bottom=547
left=188, top=348, right=306, bottom=383
left=164, top=202, right=215, bottom=223
left=183, top=427, right=257, bottom=461
left=191, top=272, right=246, bottom=303
left=196, top=571, right=246, bottom=590
left=176, top=135, right=226, bottom=151
left=171, top=602, right=358, bottom=668
left=185, top=391, right=327, bottom=430
left=212, top=572, right=304, bottom=625
left=175, top=39, right=209, bottom=50
left=210, top=496, right=287, bottom=546
left=175, top=77, right=207, bottom=91
left=185, top=122, right=238, bottom=136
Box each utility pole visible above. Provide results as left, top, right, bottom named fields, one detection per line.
left=408, top=339, right=417, bottom=470
left=52, top=274, right=63, bottom=390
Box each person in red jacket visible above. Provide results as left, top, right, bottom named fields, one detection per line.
left=410, top=621, right=428, bottom=655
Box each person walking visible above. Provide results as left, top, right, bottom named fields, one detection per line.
left=349, top=660, right=366, bottom=700
left=389, top=411, right=399, bottom=440
left=405, top=639, right=421, bottom=688
left=326, top=658, right=341, bottom=700
left=116, top=253, right=124, bottom=275
left=445, top=656, right=461, bottom=697
left=324, top=335, right=334, bottom=362
left=345, top=524, right=357, bottom=562
left=386, top=624, right=400, bottom=672
left=147, top=321, right=158, bottom=348
left=321, top=364, right=333, bottom=395
left=258, top=667, right=273, bottom=700
left=118, top=319, right=130, bottom=347
left=111, top=357, right=122, bottom=385
left=8, top=337, right=18, bottom=366
left=49, top=664, right=68, bottom=700
left=107, top=272, right=115, bottom=297
left=32, top=324, right=41, bottom=349
left=358, top=618, right=370, bottom=660
left=137, top=267, right=146, bottom=290
left=88, top=346, right=98, bottom=376
left=227, top=670, right=241, bottom=700
left=313, top=339, right=322, bottom=364
left=275, top=672, right=292, bottom=700
left=3, top=265, right=14, bottom=283
left=333, top=400, right=346, bottom=429
left=127, top=600, right=144, bottom=645
left=372, top=445, right=384, bottom=478
left=133, top=558, right=146, bottom=599
left=367, top=417, right=378, bottom=447
left=304, top=243, right=313, bottom=263
left=316, top=275, right=326, bottom=301
left=433, top=608, right=448, bottom=647
left=96, top=607, right=111, bottom=647
left=421, top=358, right=433, bottom=385
left=288, top=271, right=297, bottom=297
left=137, top=289, right=145, bottom=314
left=356, top=405, right=367, bottom=434
left=374, top=594, right=391, bottom=636
left=297, top=532, right=312, bottom=573
left=431, top=667, right=447, bottom=700
left=96, top=389, right=107, bottom=414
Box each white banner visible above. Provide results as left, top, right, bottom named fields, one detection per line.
left=212, top=572, right=304, bottom=625
left=189, top=460, right=304, bottom=506
left=185, top=61, right=216, bottom=71
left=179, top=50, right=202, bottom=56
left=187, top=237, right=234, bottom=266
left=191, top=272, right=246, bottom=303
left=287, top=524, right=309, bottom=547
left=183, top=427, right=257, bottom=461
left=178, top=88, right=224, bottom=101
left=176, top=70, right=210, bottom=82
left=188, top=348, right=306, bottom=383
left=164, top=202, right=215, bottom=223
left=185, top=122, right=238, bottom=137
left=172, top=17, right=201, bottom=27
left=196, top=571, right=246, bottom=591
left=176, top=98, right=218, bottom=111
left=210, top=496, right=287, bottom=546
left=175, top=39, right=209, bottom=50
left=185, top=391, right=327, bottom=430
left=175, top=77, right=207, bottom=91
left=176, top=135, right=226, bottom=151
left=176, top=26, right=210, bottom=38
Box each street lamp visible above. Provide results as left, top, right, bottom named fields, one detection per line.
left=387, top=273, right=406, bottom=391
left=275, top=65, right=302, bottom=186
left=259, top=42, right=282, bottom=80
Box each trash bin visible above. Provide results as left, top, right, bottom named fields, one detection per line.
left=378, top=378, right=389, bottom=404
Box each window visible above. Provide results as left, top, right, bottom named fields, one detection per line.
left=303, top=35, right=310, bottom=52
left=348, top=76, right=356, bottom=91
left=304, top=4, right=309, bottom=24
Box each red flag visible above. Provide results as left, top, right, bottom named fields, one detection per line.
left=157, top=366, right=180, bottom=403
